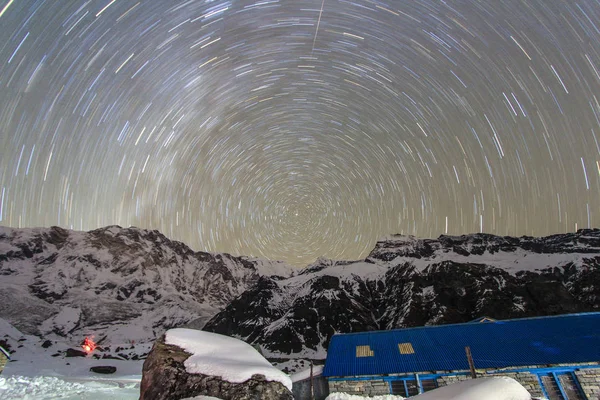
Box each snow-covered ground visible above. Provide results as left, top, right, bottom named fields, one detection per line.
left=326, top=394, right=405, bottom=400
left=0, top=375, right=141, bottom=400
left=0, top=318, right=143, bottom=399
left=0, top=328, right=294, bottom=399
left=0, top=316, right=302, bottom=399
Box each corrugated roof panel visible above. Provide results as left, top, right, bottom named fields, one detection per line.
left=323, top=312, right=600, bottom=377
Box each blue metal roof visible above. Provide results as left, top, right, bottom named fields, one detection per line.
left=323, top=312, right=600, bottom=377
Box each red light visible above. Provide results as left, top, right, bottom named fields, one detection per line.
left=81, top=337, right=97, bottom=353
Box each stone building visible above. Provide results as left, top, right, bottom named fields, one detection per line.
left=0, top=345, right=10, bottom=374
left=323, top=312, right=600, bottom=399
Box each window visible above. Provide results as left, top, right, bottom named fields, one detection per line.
left=355, top=345, right=373, bottom=357
left=421, top=378, right=438, bottom=392
left=539, top=372, right=585, bottom=400
left=398, top=342, right=415, bottom=354
left=391, top=379, right=419, bottom=396
left=390, top=378, right=437, bottom=396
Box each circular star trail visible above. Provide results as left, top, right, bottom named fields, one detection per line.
left=1, top=0, right=600, bottom=266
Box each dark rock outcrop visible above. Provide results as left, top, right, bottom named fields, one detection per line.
left=65, top=348, right=87, bottom=357
left=90, top=365, right=116, bottom=374
left=140, top=335, right=293, bottom=400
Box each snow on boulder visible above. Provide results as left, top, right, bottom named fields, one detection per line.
left=410, top=377, right=531, bottom=400
left=166, top=328, right=292, bottom=390
left=140, top=328, right=293, bottom=400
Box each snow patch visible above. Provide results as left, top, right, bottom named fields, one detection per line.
left=325, top=377, right=530, bottom=400
left=40, top=306, right=81, bottom=336
left=326, top=393, right=404, bottom=400
left=0, top=376, right=89, bottom=399
left=422, top=285, right=435, bottom=297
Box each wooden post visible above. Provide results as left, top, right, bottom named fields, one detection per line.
left=310, top=360, right=315, bottom=400
left=465, top=346, right=477, bottom=378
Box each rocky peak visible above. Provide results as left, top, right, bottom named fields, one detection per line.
left=367, top=229, right=600, bottom=263
left=367, top=234, right=436, bottom=260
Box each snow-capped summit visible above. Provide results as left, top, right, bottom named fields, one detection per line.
left=369, top=230, right=600, bottom=264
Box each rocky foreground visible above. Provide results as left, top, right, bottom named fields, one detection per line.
left=140, top=329, right=293, bottom=400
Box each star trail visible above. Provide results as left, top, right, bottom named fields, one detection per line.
left=1, top=0, right=600, bottom=266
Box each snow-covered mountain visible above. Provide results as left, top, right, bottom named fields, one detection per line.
left=0, top=225, right=293, bottom=349
left=1, top=225, right=599, bottom=360
left=203, top=230, right=600, bottom=357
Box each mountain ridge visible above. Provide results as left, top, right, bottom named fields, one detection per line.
left=0, top=224, right=293, bottom=349
left=1, top=225, right=599, bottom=360
left=204, top=229, right=600, bottom=357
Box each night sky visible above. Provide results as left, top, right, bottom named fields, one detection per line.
left=1, top=0, right=599, bottom=266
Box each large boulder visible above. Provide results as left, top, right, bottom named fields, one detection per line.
left=65, top=348, right=87, bottom=357
left=90, top=365, right=116, bottom=374
left=140, top=329, right=293, bottom=400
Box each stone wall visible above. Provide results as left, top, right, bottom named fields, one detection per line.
left=329, top=373, right=542, bottom=397
left=436, top=368, right=598, bottom=399
left=485, top=371, right=544, bottom=398
left=328, top=364, right=600, bottom=398
left=328, top=379, right=389, bottom=396
left=575, top=369, right=600, bottom=399
left=435, top=374, right=469, bottom=387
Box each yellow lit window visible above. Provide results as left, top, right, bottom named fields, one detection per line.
left=398, top=342, right=415, bottom=354
left=356, top=345, right=374, bottom=357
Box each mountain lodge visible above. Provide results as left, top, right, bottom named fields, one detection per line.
left=323, top=312, right=600, bottom=399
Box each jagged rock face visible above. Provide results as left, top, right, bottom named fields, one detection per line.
left=140, top=335, right=293, bottom=400
left=204, top=229, right=600, bottom=357
left=0, top=225, right=293, bottom=346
